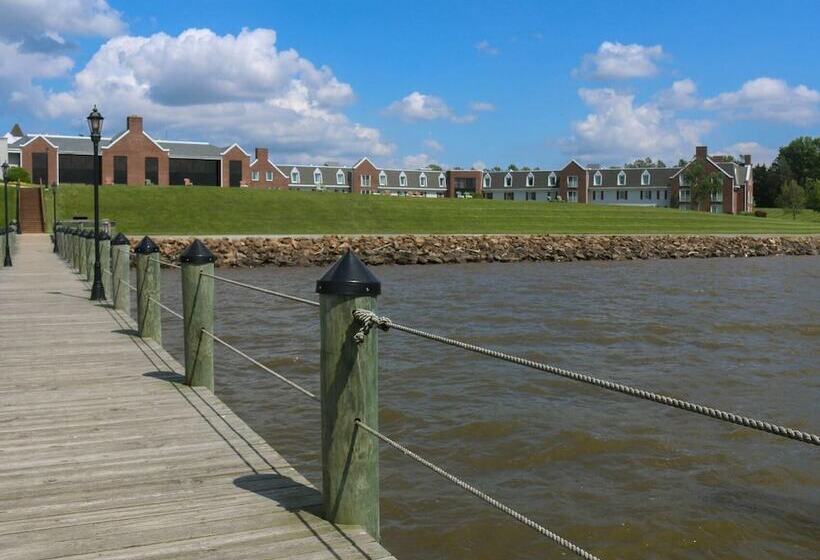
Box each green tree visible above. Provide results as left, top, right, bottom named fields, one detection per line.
left=752, top=164, right=781, bottom=207
left=427, top=164, right=443, bottom=171
left=507, top=164, right=518, bottom=171
left=775, top=136, right=820, bottom=186
left=684, top=160, right=723, bottom=211
left=6, top=167, right=30, bottom=183
left=777, top=179, right=806, bottom=219
left=625, top=157, right=667, bottom=168
left=677, top=158, right=688, bottom=167
left=803, top=178, right=820, bottom=211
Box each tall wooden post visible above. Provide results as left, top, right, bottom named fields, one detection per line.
left=111, top=233, right=131, bottom=313
left=181, top=239, right=215, bottom=390
left=78, top=231, right=88, bottom=276
left=72, top=229, right=80, bottom=270
left=0, top=228, right=5, bottom=263
left=85, top=232, right=95, bottom=283
left=99, top=232, right=111, bottom=300
left=135, top=236, right=161, bottom=344
left=316, top=251, right=381, bottom=540
left=9, top=225, right=16, bottom=254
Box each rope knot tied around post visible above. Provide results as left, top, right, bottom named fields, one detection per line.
left=353, top=309, right=392, bottom=343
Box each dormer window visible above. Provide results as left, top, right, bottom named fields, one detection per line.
left=313, top=168, right=323, bottom=184
left=419, top=173, right=427, bottom=188
left=593, top=171, right=602, bottom=186
left=438, top=174, right=445, bottom=188
left=484, top=174, right=491, bottom=189
left=290, top=168, right=300, bottom=184
left=379, top=170, right=387, bottom=186
left=617, top=171, right=626, bottom=186
left=504, top=173, right=512, bottom=187
left=526, top=172, right=534, bottom=187
left=641, top=170, right=651, bottom=185
left=399, top=172, right=407, bottom=187
left=336, top=169, right=345, bottom=185
left=548, top=172, right=557, bottom=187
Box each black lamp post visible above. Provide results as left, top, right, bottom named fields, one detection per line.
left=2, top=162, right=11, bottom=267
left=88, top=105, right=105, bottom=300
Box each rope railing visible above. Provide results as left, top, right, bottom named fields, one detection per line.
left=122, top=279, right=137, bottom=292
left=158, top=259, right=181, bottom=270
left=198, top=271, right=320, bottom=308
left=352, top=310, right=819, bottom=446
left=200, top=328, right=319, bottom=401
left=354, top=419, right=601, bottom=560
left=148, top=297, right=183, bottom=320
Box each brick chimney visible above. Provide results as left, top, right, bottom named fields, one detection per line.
left=695, top=145, right=708, bottom=159
left=126, top=115, right=143, bottom=134
left=743, top=154, right=752, bottom=165
left=255, top=147, right=268, bottom=162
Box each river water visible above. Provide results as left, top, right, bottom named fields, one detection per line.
left=149, top=256, right=819, bottom=560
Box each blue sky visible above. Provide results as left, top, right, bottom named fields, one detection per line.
left=2, top=0, right=818, bottom=168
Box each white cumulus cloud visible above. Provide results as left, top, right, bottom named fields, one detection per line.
left=40, top=28, right=393, bottom=162
left=576, top=41, right=664, bottom=80
left=423, top=138, right=444, bottom=152
left=703, top=77, right=820, bottom=124
left=721, top=142, right=776, bottom=165
left=474, top=40, right=499, bottom=55
left=385, top=91, right=479, bottom=124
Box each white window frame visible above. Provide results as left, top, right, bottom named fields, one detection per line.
left=265, top=171, right=273, bottom=182
left=641, top=170, right=651, bottom=186
left=504, top=172, right=512, bottom=187
left=548, top=172, right=557, bottom=187
left=313, top=168, right=323, bottom=185
left=567, top=190, right=578, bottom=202
left=617, top=171, right=626, bottom=186
left=361, top=174, right=371, bottom=188
left=484, top=174, right=491, bottom=189
left=526, top=172, right=534, bottom=187
left=379, top=171, right=387, bottom=186
left=567, top=175, right=578, bottom=188
left=251, top=170, right=260, bottom=181
left=336, top=169, right=345, bottom=185
left=679, top=188, right=691, bottom=202
left=438, top=174, right=445, bottom=188
left=593, top=171, right=602, bottom=186
left=419, top=173, right=427, bottom=188
left=290, top=168, right=300, bottom=184
left=399, top=172, right=407, bottom=187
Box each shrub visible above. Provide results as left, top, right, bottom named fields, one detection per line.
left=6, top=166, right=30, bottom=183
left=754, top=210, right=767, bottom=218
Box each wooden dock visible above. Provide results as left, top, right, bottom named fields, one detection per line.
left=0, top=234, right=393, bottom=560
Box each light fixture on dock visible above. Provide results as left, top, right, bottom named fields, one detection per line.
left=87, top=105, right=105, bottom=301
left=2, top=162, right=11, bottom=267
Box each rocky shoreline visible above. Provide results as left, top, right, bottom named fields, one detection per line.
left=135, top=234, right=819, bottom=268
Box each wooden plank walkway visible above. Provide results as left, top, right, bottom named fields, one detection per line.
left=0, top=235, right=394, bottom=560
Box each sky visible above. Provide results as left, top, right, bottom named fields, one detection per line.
left=1, top=0, right=818, bottom=169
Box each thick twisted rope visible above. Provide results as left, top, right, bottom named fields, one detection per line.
left=158, top=259, right=181, bottom=270
left=148, top=297, right=183, bottom=320
left=201, top=329, right=319, bottom=401
left=354, top=420, right=601, bottom=560
left=199, top=271, right=320, bottom=308
left=353, top=310, right=819, bottom=446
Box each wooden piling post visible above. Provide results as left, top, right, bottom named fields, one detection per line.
left=316, top=251, right=381, bottom=540
left=99, top=231, right=111, bottom=299
left=78, top=230, right=88, bottom=276
left=9, top=224, right=16, bottom=254
left=0, top=228, right=5, bottom=263
left=85, top=231, right=95, bottom=283
left=181, top=239, right=216, bottom=390
left=70, top=229, right=78, bottom=269
left=111, top=233, right=130, bottom=313
left=135, top=236, right=161, bottom=344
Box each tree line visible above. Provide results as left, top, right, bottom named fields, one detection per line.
left=752, top=136, right=820, bottom=216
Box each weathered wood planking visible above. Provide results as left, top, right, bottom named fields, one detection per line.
left=0, top=235, right=394, bottom=560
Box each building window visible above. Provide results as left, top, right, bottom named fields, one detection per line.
left=593, top=171, right=602, bottom=186
left=251, top=171, right=260, bottom=181
left=598, top=190, right=605, bottom=201
left=336, top=170, right=345, bottom=185
left=711, top=190, right=723, bottom=202
left=679, top=188, right=691, bottom=202
left=313, top=169, right=323, bottom=184
left=419, top=173, right=427, bottom=188
left=664, top=189, right=668, bottom=200
left=361, top=174, right=371, bottom=187
left=484, top=174, right=491, bottom=189
left=113, top=156, right=127, bottom=185
left=291, top=168, right=300, bottom=183
left=439, top=174, right=445, bottom=188
left=266, top=171, right=273, bottom=182
left=617, top=190, right=628, bottom=200
left=710, top=204, right=721, bottom=214
left=399, top=173, right=407, bottom=187
left=379, top=171, right=387, bottom=186
left=656, top=189, right=661, bottom=200
left=567, top=190, right=577, bottom=202
left=548, top=172, right=556, bottom=186
left=641, top=170, right=651, bottom=185
left=526, top=173, right=534, bottom=187
left=485, top=192, right=493, bottom=200
left=504, top=173, right=512, bottom=187
left=617, top=171, right=626, bottom=186
left=145, top=157, right=158, bottom=185
left=504, top=192, right=514, bottom=200
left=567, top=175, right=578, bottom=188
left=526, top=191, right=536, bottom=200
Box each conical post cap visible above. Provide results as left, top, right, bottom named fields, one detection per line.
left=111, top=232, right=130, bottom=246
left=316, top=250, right=381, bottom=296
left=134, top=236, right=159, bottom=254
left=181, top=239, right=215, bottom=265
left=97, top=231, right=110, bottom=241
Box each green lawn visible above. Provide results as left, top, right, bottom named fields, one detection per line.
left=11, top=184, right=820, bottom=235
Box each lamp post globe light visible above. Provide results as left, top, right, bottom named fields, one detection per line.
left=88, top=105, right=105, bottom=301
left=2, top=162, right=11, bottom=267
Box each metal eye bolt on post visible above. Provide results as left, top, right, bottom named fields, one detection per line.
left=2, top=162, right=11, bottom=267
left=88, top=105, right=106, bottom=301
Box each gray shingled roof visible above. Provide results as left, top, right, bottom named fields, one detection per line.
left=590, top=168, right=677, bottom=188
left=485, top=170, right=558, bottom=189
left=9, top=133, right=227, bottom=159
left=283, top=165, right=351, bottom=186
left=158, top=141, right=223, bottom=159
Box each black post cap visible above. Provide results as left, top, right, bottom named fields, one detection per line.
left=111, top=232, right=130, bottom=246
left=82, top=230, right=92, bottom=238
left=134, top=236, right=159, bottom=254
left=180, top=238, right=215, bottom=265
left=97, top=231, right=110, bottom=241
left=316, top=250, right=381, bottom=296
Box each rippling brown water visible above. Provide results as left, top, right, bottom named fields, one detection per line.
left=146, top=256, right=820, bottom=560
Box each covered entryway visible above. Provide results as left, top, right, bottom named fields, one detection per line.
left=229, top=160, right=242, bottom=187
left=32, top=153, right=48, bottom=186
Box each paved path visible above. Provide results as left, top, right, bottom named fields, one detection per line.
left=0, top=234, right=392, bottom=560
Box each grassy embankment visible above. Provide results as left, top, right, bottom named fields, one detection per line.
left=3, top=184, right=819, bottom=236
